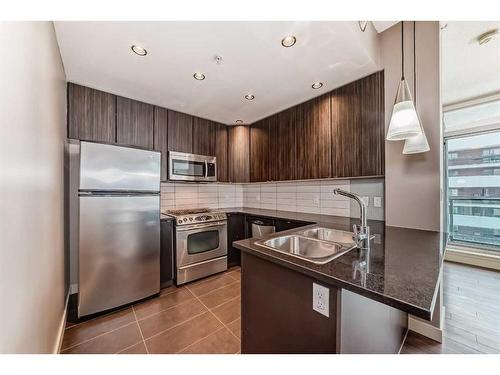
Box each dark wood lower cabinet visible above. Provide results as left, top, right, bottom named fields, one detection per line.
left=227, top=213, right=246, bottom=267
left=241, top=252, right=339, bottom=353
left=275, top=219, right=312, bottom=232
left=160, top=220, right=174, bottom=288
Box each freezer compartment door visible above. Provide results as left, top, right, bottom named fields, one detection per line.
left=80, top=141, right=160, bottom=192
left=78, top=195, right=160, bottom=317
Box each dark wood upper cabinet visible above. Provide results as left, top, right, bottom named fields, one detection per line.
left=215, top=123, right=229, bottom=182
left=67, top=83, right=116, bottom=143
left=116, top=96, right=154, bottom=149
left=167, top=110, right=193, bottom=153
left=269, top=109, right=296, bottom=181
left=333, top=71, right=384, bottom=178
left=296, top=94, right=332, bottom=179
left=360, top=71, right=385, bottom=176
left=68, top=72, right=383, bottom=182
left=192, top=117, right=216, bottom=156
left=228, top=125, right=250, bottom=183
left=153, top=106, right=169, bottom=181
left=250, top=119, right=270, bottom=182
left=333, top=80, right=361, bottom=177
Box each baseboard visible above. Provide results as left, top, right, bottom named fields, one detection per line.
left=408, top=315, right=443, bottom=343
left=445, top=246, right=500, bottom=271
left=54, top=292, right=69, bottom=354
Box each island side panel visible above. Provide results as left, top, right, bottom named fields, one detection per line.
left=241, top=252, right=339, bottom=354
left=339, top=289, right=408, bottom=353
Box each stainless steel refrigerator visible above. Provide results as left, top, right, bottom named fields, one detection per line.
left=72, top=141, right=161, bottom=317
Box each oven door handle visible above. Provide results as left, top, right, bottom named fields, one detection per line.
left=176, top=222, right=227, bottom=232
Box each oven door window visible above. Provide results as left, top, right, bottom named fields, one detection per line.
left=172, top=159, right=205, bottom=177
left=187, top=230, right=220, bottom=254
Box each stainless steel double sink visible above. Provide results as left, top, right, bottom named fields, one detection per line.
left=255, top=227, right=357, bottom=265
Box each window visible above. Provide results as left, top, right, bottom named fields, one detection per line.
left=444, top=99, right=500, bottom=135
left=446, top=131, right=500, bottom=251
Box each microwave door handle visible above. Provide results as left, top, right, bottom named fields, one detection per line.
left=204, top=160, right=208, bottom=178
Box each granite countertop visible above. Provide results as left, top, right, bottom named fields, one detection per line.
left=229, top=207, right=444, bottom=321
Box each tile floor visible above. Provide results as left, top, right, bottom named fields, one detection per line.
left=61, top=267, right=241, bottom=354
left=62, top=262, right=500, bottom=354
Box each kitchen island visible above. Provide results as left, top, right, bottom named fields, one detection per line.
left=232, top=209, right=444, bottom=354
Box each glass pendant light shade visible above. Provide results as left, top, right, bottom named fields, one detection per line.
left=386, top=78, right=423, bottom=141
left=403, top=114, right=430, bottom=154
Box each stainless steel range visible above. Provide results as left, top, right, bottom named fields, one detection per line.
left=165, top=208, right=227, bottom=285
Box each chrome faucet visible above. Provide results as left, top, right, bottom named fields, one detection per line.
left=333, top=189, right=371, bottom=250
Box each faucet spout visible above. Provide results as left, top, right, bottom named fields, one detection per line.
left=333, top=188, right=370, bottom=249
left=333, top=189, right=367, bottom=228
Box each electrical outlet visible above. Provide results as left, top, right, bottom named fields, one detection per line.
left=313, top=283, right=329, bottom=317
left=313, top=195, right=320, bottom=207
left=374, top=196, right=382, bottom=208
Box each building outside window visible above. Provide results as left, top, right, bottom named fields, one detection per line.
left=444, top=99, right=500, bottom=252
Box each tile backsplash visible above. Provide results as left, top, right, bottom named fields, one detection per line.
left=160, top=183, right=243, bottom=211
left=160, top=178, right=384, bottom=220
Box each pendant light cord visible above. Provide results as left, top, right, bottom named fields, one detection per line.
left=401, top=21, right=405, bottom=80
left=413, top=21, right=417, bottom=107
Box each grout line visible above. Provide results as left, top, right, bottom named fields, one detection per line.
left=143, top=310, right=209, bottom=342
left=134, top=277, right=238, bottom=323
left=132, top=306, right=149, bottom=354
left=64, top=306, right=132, bottom=331
left=175, top=327, right=226, bottom=354
left=61, top=321, right=139, bottom=352
left=134, top=296, right=196, bottom=322
left=64, top=268, right=242, bottom=354
left=116, top=341, right=146, bottom=354
left=210, top=294, right=241, bottom=311
left=195, top=280, right=239, bottom=299
left=185, top=285, right=241, bottom=344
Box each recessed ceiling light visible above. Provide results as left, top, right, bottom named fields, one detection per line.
left=214, top=55, right=223, bottom=64
left=245, top=94, right=255, bottom=100
left=281, top=35, right=296, bottom=48
left=235, top=120, right=244, bottom=124
left=193, top=72, right=206, bottom=80
left=477, top=29, right=499, bottom=45
left=312, top=82, right=323, bottom=89
left=131, top=45, right=147, bottom=56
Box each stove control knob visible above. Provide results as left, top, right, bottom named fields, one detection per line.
left=183, top=218, right=187, bottom=222
left=177, top=220, right=182, bottom=224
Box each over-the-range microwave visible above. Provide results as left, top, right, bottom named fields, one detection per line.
left=168, top=151, right=217, bottom=182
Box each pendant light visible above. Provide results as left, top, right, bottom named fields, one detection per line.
left=403, top=22, right=430, bottom=154
left=386, top=22, right=422, bottom=141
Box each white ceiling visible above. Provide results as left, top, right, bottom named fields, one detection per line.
left=442, top=21, right=500, bottom=106
left=54, top=21, right=381, bottom=124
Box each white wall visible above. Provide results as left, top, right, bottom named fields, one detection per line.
left=380, top=21, right=443, bottom=333
left=0, top=22, right=67, bottom=353
left=381, top=22, right=442, bottom=232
